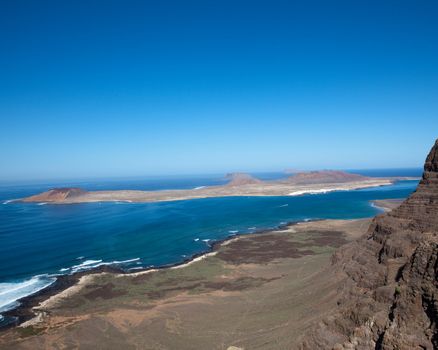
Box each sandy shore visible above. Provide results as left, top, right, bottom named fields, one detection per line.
left=371, top=198, right=405, bottom=212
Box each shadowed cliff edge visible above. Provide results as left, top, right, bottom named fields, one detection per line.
left=300, top=139, right=438, bottom=349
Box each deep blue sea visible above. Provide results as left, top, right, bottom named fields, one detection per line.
left=0, top=169, right=422, bottom=321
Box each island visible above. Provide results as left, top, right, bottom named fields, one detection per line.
left=1, top=141, right=436, bottom=349
left=20, top=170, right=409, bottom=204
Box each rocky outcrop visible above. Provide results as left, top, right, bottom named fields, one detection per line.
left=287, top=170, right=368, bottom=185
left=22, top=188, right=87, bottom=202
left=300, top=140, right=438, bottom=350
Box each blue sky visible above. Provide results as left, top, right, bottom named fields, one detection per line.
left=1, top=1, right=437, bottom=180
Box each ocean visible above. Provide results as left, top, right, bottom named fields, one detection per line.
left=0, top=169, right=422, bottom=323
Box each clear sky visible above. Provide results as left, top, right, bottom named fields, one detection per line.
left=1, top=0, right=437, bottom=181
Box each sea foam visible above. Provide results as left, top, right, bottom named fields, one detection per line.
left=0, top=258, right=139, bottom=317
left=288, top=188, right=340, bottom=196
left=0, top=275, right=56, bottom=314
left=60, top=258, right=141, bottom=274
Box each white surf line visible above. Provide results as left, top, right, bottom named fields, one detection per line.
left=288, top=181, right=394, bottom=197
left=169, top=252, right=217, bottom=270
left=288, top=188, right=341, bottom=196
left=65, top=258, right=141, bottom=274
left=369, top=201, right=388, bottom=213
left=0, top=275, right=57, bottom=316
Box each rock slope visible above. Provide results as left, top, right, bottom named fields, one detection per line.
left=224, top=172, right=263, bottom=186
left=300, top=140, right=438, bottom=349
left=286, top=170, right=368, bottom=185
left=23, top=188, right=87, bottom=202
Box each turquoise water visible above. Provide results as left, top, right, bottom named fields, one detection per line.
left=0, top=172, right=420, bottom=319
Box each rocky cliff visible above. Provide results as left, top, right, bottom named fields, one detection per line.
left=300, top=140, right=438, bottom=350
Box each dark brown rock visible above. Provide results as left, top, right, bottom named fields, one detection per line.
left=300, top=139, right=438, bottom=350
left=425, top=139, right=438, bottom=172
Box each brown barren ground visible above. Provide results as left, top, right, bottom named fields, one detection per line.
left=0, top=219, right=371, bottom=350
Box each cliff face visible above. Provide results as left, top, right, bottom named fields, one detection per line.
left=301, top=140, right=438, bottom=350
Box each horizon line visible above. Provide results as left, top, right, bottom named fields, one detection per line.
left=0, top=166, right=424, bottom=185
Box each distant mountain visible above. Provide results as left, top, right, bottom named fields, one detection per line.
left=286, top=170, right=368, bottom=185
left=225, top=173, right=263, bottom=186
left=22, top=188, right=87, bottom=202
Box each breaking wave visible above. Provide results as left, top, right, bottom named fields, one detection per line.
left=59, top=258, right=141, bottom=274
left=0, top=275, right=56, bottom=314
left=0, top=257, right=142, bottom=318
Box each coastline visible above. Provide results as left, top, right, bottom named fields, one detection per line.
left=370, top=198, right=405, bottom=212
left=0, top=215, right=376, bottom=349
left=0, top=187, right=410, bottom=332
left=0, top=219, right=309, bottom=330
left=20, top=178, right=398, bottom=205
left=0, top=196, right=405, bottom=330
